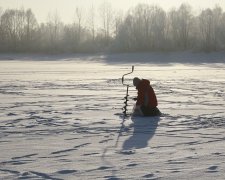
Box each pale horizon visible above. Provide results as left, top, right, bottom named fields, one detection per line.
left=0, top=0, right=225, bottom=23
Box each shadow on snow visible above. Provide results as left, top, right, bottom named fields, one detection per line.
left=122, top=116, right=160, bottom=150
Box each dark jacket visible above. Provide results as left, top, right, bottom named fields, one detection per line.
left=136, top=79, right=158, bottom=108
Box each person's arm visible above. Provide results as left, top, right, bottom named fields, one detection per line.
left=132, top=104, right=144, bottom=116
left=136, top=88, right=145, bottom=105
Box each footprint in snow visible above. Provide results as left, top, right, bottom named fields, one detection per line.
left=97, top=166, right=112, bottom=170
left=7, top=113, right=17, bottom=116
left=83, top=152, right=99, bottom=156
left=104, top=175, right=120, bottom=180
left=99, top=139, right=113, bottom=143
left=142, top=173, right=154, bottom=178
left=119, top=150, right=135, bottom=155
left=127, top=163, right=138, bottom=167
left=205, top=165, right=219, bottom=173
left=12, top=153, right=38, bottom=159
left=207, top=165, right=218, bottom=171
left=57, top=169, right=77, bottom=174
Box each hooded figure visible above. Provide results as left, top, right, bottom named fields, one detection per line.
left=133, top=77, right=160, bottom=116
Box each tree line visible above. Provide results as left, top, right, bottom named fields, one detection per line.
left=0, top=3, right=225, bottom=53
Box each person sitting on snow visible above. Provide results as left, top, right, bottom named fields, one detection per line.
left=132, top=77, right=161, bottom=116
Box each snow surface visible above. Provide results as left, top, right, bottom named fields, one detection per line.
left=0, top=53, right=225, bottom=179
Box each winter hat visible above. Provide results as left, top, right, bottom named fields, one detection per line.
left=133, top=77, right=141, bottom=87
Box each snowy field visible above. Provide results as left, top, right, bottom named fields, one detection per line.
left=0, top=53, right=225, bottom=179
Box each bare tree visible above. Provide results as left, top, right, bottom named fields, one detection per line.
left=132, top=4, right=148, bottom=50
left=45, top=11, right=63, bottom=51
left=0, top=8, right=26, bottom=51
left=115, top=4, right=166, bottom=51
left=25, top=9, right=38, bottom=45
left=75, top=7, right=83, bottom=43
left=199, top=8, right=214, bottom=51
left=0, top=7, right=4, bottom=50
left=0, top=7, right=2, bottom=17
left=114, top=14, right=134, bottom=51
left=99, top=1, right=113, bottom=46
left=169, top=4, right=193, bottom=49
left=178, top=4, right=193, bottom=48
left=87, top=4, right=96, bottom=41
left=220, top=12, right=225, bottom=49
left=148, top=5, right=166, bottom=50
left=212, top=6, right=223, bottom=50
left=114, top=10, right=123, bottom=38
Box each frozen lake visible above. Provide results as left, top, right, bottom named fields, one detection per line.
left=0, top=55, right=225, bottom=179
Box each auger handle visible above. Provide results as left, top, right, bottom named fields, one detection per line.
left=122, top=66, right=134, bottom=85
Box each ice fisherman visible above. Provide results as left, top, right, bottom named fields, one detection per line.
left=132, top=77, right=161, bottom=116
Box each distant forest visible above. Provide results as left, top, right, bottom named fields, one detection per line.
left=0, top=3, right=225, bottom=53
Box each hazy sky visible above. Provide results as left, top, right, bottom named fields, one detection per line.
left=1, top=0, right=225, bottom=23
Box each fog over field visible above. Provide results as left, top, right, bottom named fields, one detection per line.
left=0, top=1, right=225, bottom=53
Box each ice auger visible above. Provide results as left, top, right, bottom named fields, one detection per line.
left=122, top=66, right=134, bottom=117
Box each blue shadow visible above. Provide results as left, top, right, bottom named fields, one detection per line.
left=122, top=116, right=160, bottom=150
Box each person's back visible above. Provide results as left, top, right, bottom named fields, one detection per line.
left=136, top=79, right=158, bottom=108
